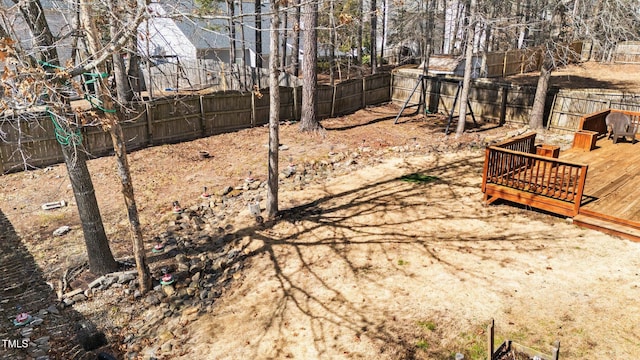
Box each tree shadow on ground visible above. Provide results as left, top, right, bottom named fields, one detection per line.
left=184, top=153, right=572, bottom=359
left=0, top=209, right=118, bottom=360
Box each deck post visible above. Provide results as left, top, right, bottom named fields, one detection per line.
left=487, top=319, right=495, bottom=360
left=481, top=147, right=491, bottom=193
left=573, top=165, right=589, bottom=216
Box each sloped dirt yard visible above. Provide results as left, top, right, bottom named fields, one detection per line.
left=3, top=62, right=640, bottom=359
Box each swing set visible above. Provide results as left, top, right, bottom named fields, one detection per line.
left=393, top=75, right=478, bottom=134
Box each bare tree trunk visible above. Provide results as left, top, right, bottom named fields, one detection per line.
left=281, top=8, right=288, bottom=73
left=291, top=0, right=301, bottom=77
left=357, top=0, right=363, bottom=70
left=370, top=0, right=377, bottom=74
left=380, top=0, right=387, bottom=67
left=455, top=0, right=475, bottom=138
left=60, top=137, right=119, bottom=274
left=448, top=0, right=462, bottom=54
left=109, top=0, right=133, bottom=102
left=529, top=60, right=551, bottom=129
left=106, top=114, right=152, bottom=291
left=255, top=0, right=263, bottom=70
left=300, top=0, right=321, bottom=132
left=12, top=0, right=58, bottom=64
left=80, top=0, right=151, bottom=291
left=239, top=0, right=249, bottom=89
left=229, top=0, right=236, bottom=67
left=329, top=0, right=337, bottom=84
left=20, top=0, right=120, bottom=275
left=267, top=0, right=281, bottom=219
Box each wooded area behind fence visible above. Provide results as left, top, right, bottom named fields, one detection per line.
left=0, top=73, right=390, bottom=173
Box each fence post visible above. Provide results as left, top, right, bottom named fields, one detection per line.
left=487, top=319, right=494, bottom=360
left=331, top=84, right=337, bottom=118
left=251, top=91, right=256, bottom=127
left=500, top=84, right=508, bottom=126
left=362, top=76, right=367, bottom=108
left=0, top=143, right=4, bottom=174
left=292, top=86, right=300, bottom=121
left=428, top=76, right=441, bottom=114
left=199, top=95, right=206, bottom=136
left=146, top=102, right=154, bottom=146
left=502, top=51, right=508, bottom=78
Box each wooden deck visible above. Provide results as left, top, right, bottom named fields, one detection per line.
left=481, top=109, right=640, bottom=241
left=561, top=135, right=640, bottom=240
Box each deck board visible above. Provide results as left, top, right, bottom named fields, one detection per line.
left=561, top=137, right=640, bottom=225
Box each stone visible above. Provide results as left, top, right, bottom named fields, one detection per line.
left=30, top=317, right=44, bottom=326
left=71, top=293, right=87, bottom=302
left=162, top=285, right=176, bottom=297
left=34, top=336, right=49, bottom=345
left=189, top=263, right=202, bottom=274
left=52, top=226, right=71, bottom=237
left=46, top=305, right=59, bottom=315
left=219, top=186, right=233, bottom=196
left=175, top=254, right=188, bottom=264
left=133, top=290, right=142, bottom=299
left=160, top=341, right=173, bottom=353
left=177, top=262, right=190, bottom=272
left=20, top=327, right=33, bottom=337
left=199, top=290, right=209, bottom=300
left=62, top=298, right=75, bottom=307
left=144, top=293, right=161, bottom=306
left=88, top=276, right=106, bottom=289
left=191, top=272, right=201, bottom=283
left=118, top=273, right=136, bottom=284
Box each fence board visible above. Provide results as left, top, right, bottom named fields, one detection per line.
left=0, top=112, right=64, bottom=172
left=317, top=86, right=334, bottom=119
left=147, top=98, right=202, bottom=144
left=504, top=50, right=525, bottom=76
left=614, top=41, right=640, bottom=64
left=334, top=79, right=363, bottom=116
left=548, top=89, right=640, bottom=133
left=201, top=92, right=252, bottom=134
left=484, top=52, right=506, bottom=78
left=365, top=73, right=392, bottom=105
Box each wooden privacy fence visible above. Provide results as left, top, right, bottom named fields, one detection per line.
left=392, top=71, right=539, bottom=125
left=481, top=133, right=589, bottom=217
left=0, top=73, right=391, bottom=173
left=613, top=41, right=640, bottom=64
left=547, top=89, right=640, bottom=133
left=482, top=42, right=583, bottom=78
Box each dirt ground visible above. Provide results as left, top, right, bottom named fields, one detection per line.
left=2, top=62, right=640, bottom=359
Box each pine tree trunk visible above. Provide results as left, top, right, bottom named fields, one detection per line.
left=370, top=0, right=377, bottom=74
left=60, top=140, right=118, bottom=275
left=267, top=0, right=281, bottom=219
left=455, top=0, right=475, bottom=138
left=299, top=0, right=321, bottom=132
left=291, top=0, right=300, bottom=77
left=357, top=0, right=363, bottom=69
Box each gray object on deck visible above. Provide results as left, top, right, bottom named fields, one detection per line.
left=605, top=112, right=638, bottom=144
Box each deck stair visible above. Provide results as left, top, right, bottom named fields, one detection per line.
left=573, top=210, right=640, bottom=241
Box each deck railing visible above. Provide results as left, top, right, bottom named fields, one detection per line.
left=482, top=133, right=588, bottom=217
left=579, top=109, right=640, bottom=135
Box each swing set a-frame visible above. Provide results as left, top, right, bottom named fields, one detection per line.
left=393, top=74, right=478, bottom=134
